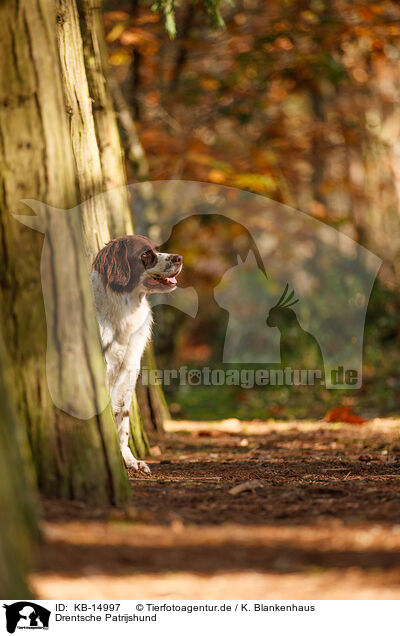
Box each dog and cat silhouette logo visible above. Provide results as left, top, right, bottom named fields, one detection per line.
left=16, top=184, right=382, bottom=409
left=2, top=603, right=50, bottom=634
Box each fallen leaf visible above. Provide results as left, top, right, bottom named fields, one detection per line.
left=229, top=480, right=263, bottom=495
left=195, top=429, right=225, bottom=438
left=170, top=518, right=185, bottom=534
left=324, top=406, right=366, bottom=424
left=150, top=445, right=162, bottom=457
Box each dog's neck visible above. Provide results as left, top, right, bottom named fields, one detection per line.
left=92, top=270, right=152, bottom=329
left=108, top=285, right=151, bottom=325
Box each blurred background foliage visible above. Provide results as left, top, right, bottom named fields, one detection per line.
left=103, top=0, right=400, bottom=421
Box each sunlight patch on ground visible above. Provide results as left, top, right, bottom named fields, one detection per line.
left=164, top=418, right=400, bottom=435
left=31, top=570, right=400, bottom=600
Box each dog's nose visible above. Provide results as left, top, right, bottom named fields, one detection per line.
left=171, top=254, right=183, bottom=265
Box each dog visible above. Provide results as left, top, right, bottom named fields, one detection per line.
left=91, top=235, right=182, bottom=472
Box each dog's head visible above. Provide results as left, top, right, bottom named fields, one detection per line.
left=93, top=235, right=183, bottom=294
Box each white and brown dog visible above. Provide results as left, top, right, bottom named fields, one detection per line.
left=91, top=235, right=182, bottom=472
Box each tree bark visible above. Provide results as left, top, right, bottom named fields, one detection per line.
left=138, top=343, right=170, bottom=436
left=76, top=0, right=131, bottom=238
left=0, top=330, right=38, bottom=599
left=0, top=0, right=129, bottom=505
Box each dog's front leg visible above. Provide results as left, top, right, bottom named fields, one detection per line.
left=111, top=359, right=150, bottom=473
left=114, top=403, right=150, bottom=473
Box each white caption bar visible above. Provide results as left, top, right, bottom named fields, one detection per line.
left=1, top=600, right=399, bottom=636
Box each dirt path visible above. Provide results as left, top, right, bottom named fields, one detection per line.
left=31, top=418, right=400, bottom=599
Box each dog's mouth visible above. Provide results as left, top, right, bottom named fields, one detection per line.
left=143, top=266, right=181, bottom=291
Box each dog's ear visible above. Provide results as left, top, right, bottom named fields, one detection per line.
left=93, top=240, right=131, bottom=287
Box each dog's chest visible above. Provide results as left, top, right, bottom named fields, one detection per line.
left=92, top=271, right=152, bottom=382
left=106, top=311, right=151, bottom=384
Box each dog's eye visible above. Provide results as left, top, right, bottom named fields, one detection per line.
left=141, top=249, right=155, bottom=264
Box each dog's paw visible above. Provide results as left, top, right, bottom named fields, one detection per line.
left=122, top=448, right=151, bottom=474
left=122, top=448, right=139, bottom=470
left=137, top=460, right=151, bottom=474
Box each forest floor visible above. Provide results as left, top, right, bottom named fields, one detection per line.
left=31, top=418, right=400, bottom=599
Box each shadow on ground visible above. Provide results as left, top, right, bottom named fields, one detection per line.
left=33, top=419, right=400, bottom=599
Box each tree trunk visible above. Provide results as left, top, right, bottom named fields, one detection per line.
left=0, top=330, right=38, bottom=598
left=138, top=343, right=170, bottom=436
left=0, top=0, right=129, bottom=505
left=76, top=0, right=131, bottom=238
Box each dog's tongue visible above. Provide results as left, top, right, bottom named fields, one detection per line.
left=147, top=275, right=177, bottom=287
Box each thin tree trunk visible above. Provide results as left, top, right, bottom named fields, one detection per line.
left=111, top=79, right=171, bottom=437
left=77, top=0, right=169, bottom=440
left=76, top=0, right=132, bottom=237
left=111, top=76, right=151, bottom=181
left=139, top=343, right=170, bottom=435
left=169, top=6, right=195, bottom=93
left=310, top=84, right=328, bottom=210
